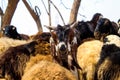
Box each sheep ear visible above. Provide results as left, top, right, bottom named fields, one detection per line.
left=44, top=25, right=56, bottom=31
left=70, top=21, right=78, bottom=29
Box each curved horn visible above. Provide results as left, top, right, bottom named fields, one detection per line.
left=70, top=21, right=78, bottom=29
left=44, top=25, right=56, bottom=30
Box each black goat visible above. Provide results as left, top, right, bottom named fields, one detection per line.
left=2, top=25, right=30, bottom=40
left=94, top=18, right=119, bottom=40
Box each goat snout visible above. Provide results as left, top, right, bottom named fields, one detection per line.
left=58, top=42, right=67, bottom=52
left=60, top=44, right=66, bottom=51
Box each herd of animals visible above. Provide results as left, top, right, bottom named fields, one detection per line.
left=0, top=13, right=120, bottom=80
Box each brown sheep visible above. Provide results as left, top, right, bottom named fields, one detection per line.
left=0, top=37, right=28, bottom=54
left=22, top=60, right=76, bottom=80
left=31, top=32, right=51, bottom=42
left=77, top=39, right=103, bottom=80
left=0, top=40, right=37, bottom=80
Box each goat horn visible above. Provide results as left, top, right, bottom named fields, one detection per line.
left=44, top=25, right=56, bottom=30
left=70, top=21, right=78, bottom=28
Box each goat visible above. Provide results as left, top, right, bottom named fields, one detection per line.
left=0, top=40, right=37, bottom=80
left=75, top=13, right=103, bottom=44
left=94, top=18, right=119, bottom=41
left=95, top=34, right=120, bottom=80
left=45, top=24, right=81, bottom=80
left=2, top=25, right=30, bottom=40
left=87, top=13, right=103, bottom=31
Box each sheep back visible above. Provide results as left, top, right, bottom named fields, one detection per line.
left=77, top=40, right=103, bottom=80
left=22, top=60, right=76, bottom=80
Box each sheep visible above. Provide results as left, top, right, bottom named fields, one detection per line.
left=77, top=39, right=103, bottom=80
left=95, top=34, right=120, bottom=80
left=0, top=40, right=37, bottom=80
left=0, top=37, right=28, bottom=54
left=22, top=60, right=76, bottom=80
left=31, top=32, right=51, bottom=42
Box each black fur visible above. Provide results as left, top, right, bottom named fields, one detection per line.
left=94, top=18, right=119, bottom=40
left=2, top=25, right=29, bottom=40
left=95, top=44, right=120, bottom=80
left=75, top=21, right=94, bottom=43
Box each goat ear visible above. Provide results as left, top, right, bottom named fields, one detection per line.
left=70, top=21, right=78, bottom=29
left=44, top=25, right=56, bottom=31
left=12, top=26, right=16, bottom=30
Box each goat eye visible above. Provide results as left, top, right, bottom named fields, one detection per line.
left=103, top=38, right=110, bottom=43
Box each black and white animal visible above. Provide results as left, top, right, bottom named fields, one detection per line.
left=95, top=34, right=120, bottom=80
left=94, top=18, right=119, bottom=40
left=0, top=40, right=37, bottom=80
left=45, top=24, right=81, bottom=80
left=75, top=13, right=103, bottom=44
left=2, top=25, right=30, bottom=40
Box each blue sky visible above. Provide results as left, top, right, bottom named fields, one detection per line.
left=0, top=0, right=120, bottom=35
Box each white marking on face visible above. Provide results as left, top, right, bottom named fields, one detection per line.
left=72, top=37, right=77, bottom=44
left=57, top=42, right=66, bottom=50
left=50, top=37, right=54, bottom=44
left=67, top=42, right=71, bottom=51
left=68, top=55, right=73, bottom=66
left=118, top=28, right=120, bottom=35
left=55, top=45, right=58, bottom=52
left=118, top=22, right=120, bottom=25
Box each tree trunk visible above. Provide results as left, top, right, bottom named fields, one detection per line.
left=1, top=0, right=19, bottom=29
left=69, top=0, right=81, bottom=24
left=0, top=7, right=4, bottom=28
left=22, top=0, right=43, bottom=32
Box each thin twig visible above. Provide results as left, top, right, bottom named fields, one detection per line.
left=41, top=0, right=49, bottom=15
left=50, top=0, right=65, bottom=25
left=60, top=0, right=71, bottom=10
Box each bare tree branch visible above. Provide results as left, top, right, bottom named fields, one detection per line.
left=1, top=0, right=19, bottom=29
left=60, top=0, right=71, bottom=9
left=69, top=0, right=81, bottom=24
left=48, top=0, right=51, bottom=26
left=50, top=0, right=65, bottom=25
left=22, top=0, right=43, bottom=32
left=0, top=7, right=4, bottom=28
left=60, top=0, right=86, bottom=19
left=0, top=7, right=4, bottom=15
left=41, top=0, right=49, bottom=15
